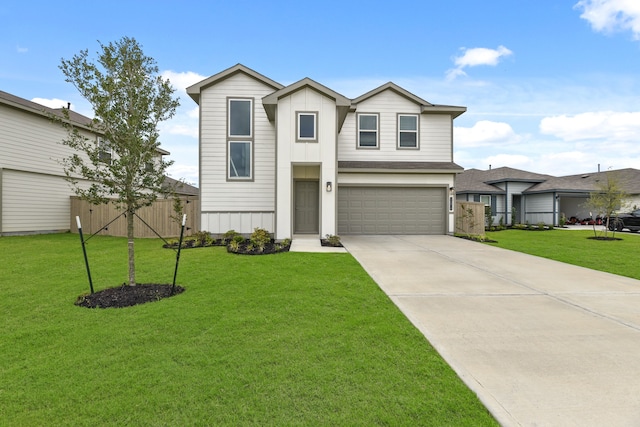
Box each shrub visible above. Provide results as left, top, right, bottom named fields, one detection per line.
left=325, top=234, right=341, bottom=246
left=193, top=230, right=212, bottom=246
left=250, top=228, right=271, bottom=252
left=537, top=222, right=546, bottom=230
left=223, top=229, right=241, bottom=241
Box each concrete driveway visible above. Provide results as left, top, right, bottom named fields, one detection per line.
left=341, top=235, right=640, bottom=426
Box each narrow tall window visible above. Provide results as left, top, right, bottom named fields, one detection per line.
left=228, top=98, right=254, bottom=180
left=229, top=141, right=251, bottom=178
left=297, top=112, right=317, bottom=141
left=357, top=113, right=379, bottom=148
left=398, top=114, right=419, bottom=148
left=98, top=137, right=112, bottom=164
left=229, top=99, right=252, bottom=137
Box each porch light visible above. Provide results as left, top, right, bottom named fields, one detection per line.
left=326, top=181, right=333, bottom=192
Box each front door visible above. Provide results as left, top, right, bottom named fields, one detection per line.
left=294, top=181, right=319, bottom=234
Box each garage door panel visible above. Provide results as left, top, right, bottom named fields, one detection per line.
left=338, top=187, right=446, bottom=235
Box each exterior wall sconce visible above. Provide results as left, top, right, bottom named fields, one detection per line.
left=326, top=181, right=333, bottom=192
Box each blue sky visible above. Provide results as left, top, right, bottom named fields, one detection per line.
left=2, top=0, right=640, bottom=185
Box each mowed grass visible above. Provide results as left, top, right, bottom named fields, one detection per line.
left=485, top=229, right=640, bottom=280
left=0, top=233, right=496, bottom=426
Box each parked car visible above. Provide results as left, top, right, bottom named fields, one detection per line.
left=606, top=209, right=640, bottom=232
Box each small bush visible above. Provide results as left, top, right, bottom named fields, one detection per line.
left=250, top=228, right=272, bottom=252
left=193, top=230, right=212, bottom=246
left=537, top=222, right=546, bottom=230
left=325, top=234, right=341, bottom=246
left=223, top=229, right=241, bottom=241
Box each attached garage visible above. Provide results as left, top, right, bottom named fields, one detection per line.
left=337, top=186, right=446, bottom=235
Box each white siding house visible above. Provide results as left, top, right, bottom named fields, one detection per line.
left=0, top=91, right=100, bottom=235
left=0, top=90, right=171, bottom=236
left=187, top=64, right=466, bottom=239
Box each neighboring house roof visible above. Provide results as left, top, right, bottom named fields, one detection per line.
left=1, top=89, right=171, bottom=157
left=0, top=89, right=93, bottom=129
left=525, top=168, right=640, bottom=195
left=163, top=176, right=199, bottom=196
left=457, top=166, right=640, bottom=196
left=186, top=63, right=284, bottom=104
left=456, top=167, right=552, bottom=194
left=353, top=82, right=467, bottom=118
left=262, top=77, right=352, bottom=130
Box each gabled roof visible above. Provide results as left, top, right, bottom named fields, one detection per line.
left=456, top=167, right=553, bottom=194
left=186, top=63, right=284, bottom=104
left=163, top=176, right=198, bottom=196
left=1, top=90, right=171, bottom=156
left=525, top=168, right=640, bottom=194
left=352, top=82, right=467, bottom=118
left=262, top=77, right=352, bottom=130
left=0, top=89, right=93, bottom=129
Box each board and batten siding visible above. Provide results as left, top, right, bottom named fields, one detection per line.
left=199, top=72, right=276, bottom=233
left=524, top=193, right=555, bottom=225
left=338, top=90, right=452, bottom=162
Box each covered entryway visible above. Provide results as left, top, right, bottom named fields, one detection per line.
left=337, top=186, right=446, bottom=234
left=294, top=180, right=319, bottom=233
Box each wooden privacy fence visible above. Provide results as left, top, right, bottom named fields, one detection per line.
left=70, top=196, right=200, bottom=238
left=455, top=201, right=485, bottom=236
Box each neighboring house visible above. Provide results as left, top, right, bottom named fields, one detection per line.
left=0, top=90, right=171, bottom=236
left=456, top=166, right=640, bottom=226
left=187, top=64, right=466, bottom=239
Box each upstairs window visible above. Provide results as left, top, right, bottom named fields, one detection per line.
left=228, top=99, right=252, bottom=137
left=228, top=98, right=254, bottom=180
left=398, top=114, right=419, bottom=148
left=98, top=137, right=112, bottom=164
left=229, top=141, right=252, bottom=179
left=297, top=112, right=317, bottom=142
left=357, top=113, right=379, bottom=148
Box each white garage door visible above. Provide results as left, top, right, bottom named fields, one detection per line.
left=338, top=187, right=446, bottom=235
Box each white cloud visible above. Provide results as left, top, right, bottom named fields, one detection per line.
left=31, top=97, right=71, bottom=109
left=575, top=0, right=640, bottom=39
left=447, top=46, right=513, bottom=80
left=540, top=111, right=640, bottom=141
left=161, top=70, right=207, bottom=94
left=16, top=45, right=28, bottom=53
left=454, top=120, right=521, bottom=147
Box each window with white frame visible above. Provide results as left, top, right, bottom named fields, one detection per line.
left=398, top=114, right=419, bottom=148
left=357, top=113, right=379, bottom=148
left=480, top=195, right=491, bottom=206
left=228, top=98, right=253, bottom=180
left=98, top=137, right=112, bottom=164
left=297, top=112, right=317, bottom=141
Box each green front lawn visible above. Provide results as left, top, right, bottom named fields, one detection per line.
left=0, top=233, right=496, bottom=426
left=485, top=229, right=640, bottom=280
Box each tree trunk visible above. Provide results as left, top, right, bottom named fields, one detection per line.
left=127, top=208, right=136, bottom=286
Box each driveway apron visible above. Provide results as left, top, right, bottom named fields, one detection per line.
left=341, top=235, right=640, bottom=427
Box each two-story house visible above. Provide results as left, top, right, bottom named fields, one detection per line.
left=0, top=90, right=173, bottom=236
left=187, top=64, right=465, bottom=240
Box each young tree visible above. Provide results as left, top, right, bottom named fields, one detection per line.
left=57, top=37, right=180, bottom=285
left=587, top=171, right=628, bottom=238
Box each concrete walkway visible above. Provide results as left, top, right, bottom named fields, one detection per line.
left=289, top=235, right=346, bottom=253
left=341, top=235, right=640, bottom=426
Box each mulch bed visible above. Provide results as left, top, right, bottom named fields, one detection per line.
left=320, top=239, right=343, bottom=247
left=75, top=284, right=185, bottom=309
left=227, top=240, right=291, bottom=255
